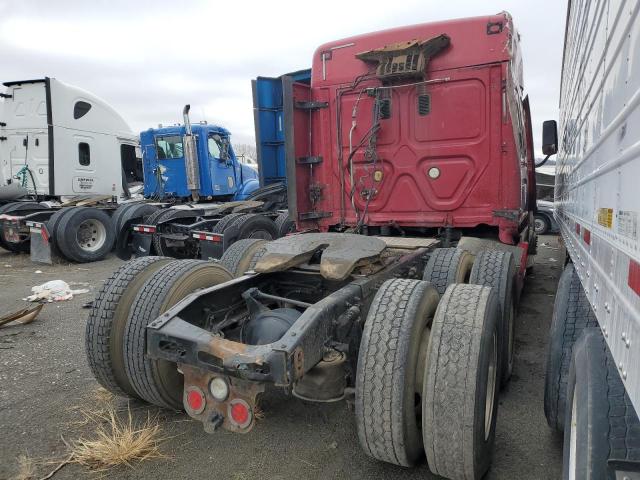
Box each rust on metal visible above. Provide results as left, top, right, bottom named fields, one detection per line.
left=255, top=232, right=387, bottom=281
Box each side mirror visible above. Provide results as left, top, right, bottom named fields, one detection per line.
left=542, top=120, right=558, bottom=156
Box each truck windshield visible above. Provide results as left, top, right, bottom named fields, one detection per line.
left=156, top=135, right=183, bottom=159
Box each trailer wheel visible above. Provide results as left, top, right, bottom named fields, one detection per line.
left=422, top=247, right=474, bottom=295
left=355, top=278, right=440, bottom=467
left=55, top=207, right=115, bottom=262
left=229, top=213, right=278, bottom=240
left=123, top=260, right=233, bottom=409
left=423, top=284, right=500, bottom=480
left=544, top=263, right=598, bottom=431
left=563, top=328, right=640, bottom=479
left=85, top=256, right=172, bottom=398
left=274, top=212, right=295, bottom=237
left=219, top=238, right=268, bottom=277
left=470, top=250, right=516, bottom=385
left=0, top=201, right=47, bottom=252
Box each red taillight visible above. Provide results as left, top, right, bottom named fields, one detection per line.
left=185, top=387, right=205, bottom=414
left=228, top=399, right=252, bottom=428
left=583, top=228, right=591, bottom=245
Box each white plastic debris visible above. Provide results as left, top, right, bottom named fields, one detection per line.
left=23, top=280, right=90, bottom=302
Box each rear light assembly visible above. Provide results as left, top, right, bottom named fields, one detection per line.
left=185, top=386, right=206, bottom=414
left=133, top=224, right=156, bottom=234
left=209, top=377, right=229, bottom=401
left=192, top=231, right=223, bottom=243
left=228, top=399, right=252, bottom=429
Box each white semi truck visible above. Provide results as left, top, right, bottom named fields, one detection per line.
left=0, top=77, right=143, bottom=261
left=543, top=1, right=640, bottom=477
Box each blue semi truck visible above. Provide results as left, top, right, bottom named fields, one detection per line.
left=140, top=106, right=259, bottom=202
left=119, top=70, right=312, bottom=261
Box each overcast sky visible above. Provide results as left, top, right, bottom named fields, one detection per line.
left=0, top=0, right=566, bottom=156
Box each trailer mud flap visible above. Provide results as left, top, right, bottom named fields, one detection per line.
left=28, top=222, right=54, bottom=264
left=131, top=232, right=153, bottom=258
left=194, top=225, right=240, bottom=261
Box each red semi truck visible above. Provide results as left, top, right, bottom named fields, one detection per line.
left=86, top=13, right=537, bottom=480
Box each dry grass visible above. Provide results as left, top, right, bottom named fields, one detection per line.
left=68, top=405, right=166, bottom=470
left=12, top=454, right=36, bottom=480
left=93, top=387, right=115, bottom=404
left=253, top=403, right=265, bottom=421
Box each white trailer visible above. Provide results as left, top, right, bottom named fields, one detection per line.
left=543, top=0, right=640, bottom=477
left=0, top=78, right=144, bottom=261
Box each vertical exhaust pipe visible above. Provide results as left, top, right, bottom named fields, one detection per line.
left=182, top=104, right=200, bottom=201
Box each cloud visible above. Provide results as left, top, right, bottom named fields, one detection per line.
left=1, top=0, right=566, bottom=152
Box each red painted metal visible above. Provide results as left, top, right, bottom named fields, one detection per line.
left=629, top=260, right=640, bottom=297
left=289, top=13, right=534, bottom=245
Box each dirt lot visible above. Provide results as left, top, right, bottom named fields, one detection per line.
left=0, top=236, right=564, bottom=480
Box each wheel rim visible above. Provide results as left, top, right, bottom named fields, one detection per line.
left=534, top=217, right=546, bottom=234
left=568, top=390, right=578, bottom=480
left=485, top=330, right=498, bottom=440
left=76, top=219, right=107, bottom=252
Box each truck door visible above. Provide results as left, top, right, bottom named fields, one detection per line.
left=207, top=134, right=235, bottom=196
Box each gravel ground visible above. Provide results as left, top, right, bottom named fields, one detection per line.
left=0, top=236, right=564, bottom=480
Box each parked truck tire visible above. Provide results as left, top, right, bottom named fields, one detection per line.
left=212, top=212, right=247, bottom=234
left=55, top=207, right=115, bottom=262
left=423, top=283, right=500, bottom=480
left=544, top=262, right=598, bottom=432
left=355, top=278, right=440, bottom=467
left=422, top=247, right=474, bottom=295
left=470, top=250, right=516, bottom=385
left=563, top=328, right=640, bottom=479
left=219, top=238, right=268, bottom=277
left=228, top=213, right=278, bottom=241
left=85, top=256, right=173, bottom=398
left=123, top=260, right=233, bottom=410
left=275, top=212, right=295, bottom=237
left=0, top=201, right=47, bottom=252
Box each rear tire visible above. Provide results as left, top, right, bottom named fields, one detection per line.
left=219, top=238, right=268, bottom=277
left=470, top=250, right=516, bottom=385
left=534, top=214, right=550, bottom=235
left=229, top=213, right=278, bottom=240
left=56, top=207, right=115, bottom=262
left=422, top=284, right=500, bottom=480
left=123, top=260, right=233, bottom=409
left=544, top=263, right=598, bottom=431
left=212, top=213, right=247, bottom=234
left=563, top=328, right=640, bottom=479
left=355, top=279, right=440, bottom=467
left=275, top=212, right=295, bottom=237
left=422, top=247, right=474, bottom=295
left=85, top=256, right=173, bottom=398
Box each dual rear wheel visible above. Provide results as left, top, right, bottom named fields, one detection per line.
left=356, top=279, right=500, bottom=479
left=85, top=257, right=232, bottom=408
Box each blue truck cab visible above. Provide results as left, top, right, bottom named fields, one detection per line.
left=140, top=121, right=259, bottom=201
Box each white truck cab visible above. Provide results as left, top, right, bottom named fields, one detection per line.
left=0, top=77, right=140, bottom=199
